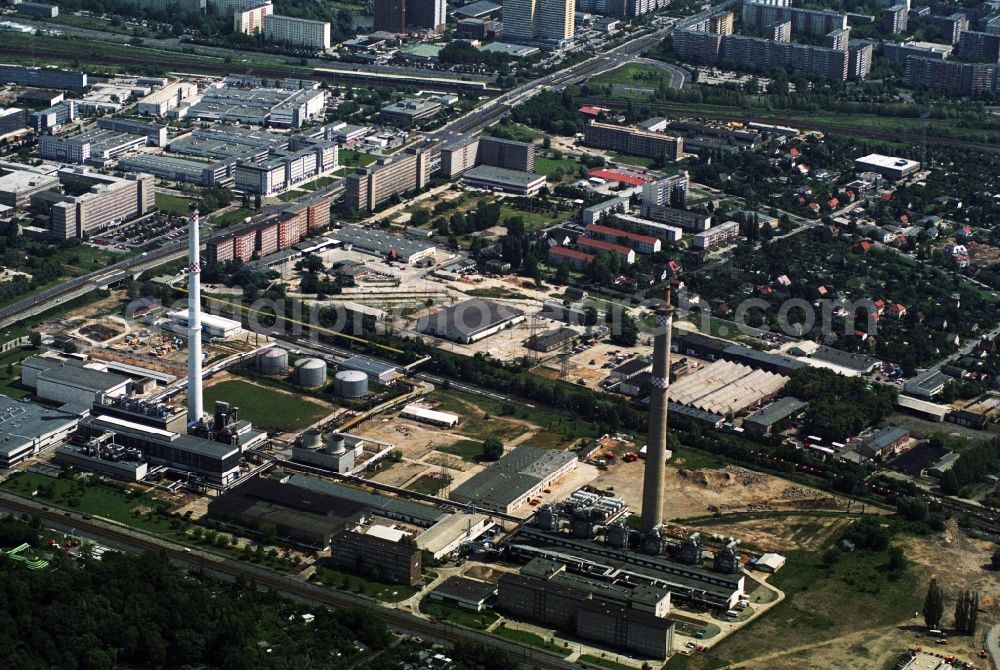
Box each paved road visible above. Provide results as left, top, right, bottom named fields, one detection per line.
left=987, top=623, right=1000, bottom=670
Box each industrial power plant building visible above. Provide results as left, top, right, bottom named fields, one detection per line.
left=0, top=395, right=81, bottom=468
left=450, top=444, right=577, bottom=513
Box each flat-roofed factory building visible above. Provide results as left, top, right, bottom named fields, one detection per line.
left=417, top=298, right=526, bottom=344
left=450, top=445, right=577, bottom=514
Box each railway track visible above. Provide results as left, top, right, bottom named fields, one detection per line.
left=0, top=492, right=576, bottom=670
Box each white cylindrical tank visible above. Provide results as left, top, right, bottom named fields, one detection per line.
left=255, top=347, right=289, bottom=375
left=333, top=369, right=368, bottom=398
left=325, top=432, right=347, bottom=454
left=294, top=357, right=327, bottom=387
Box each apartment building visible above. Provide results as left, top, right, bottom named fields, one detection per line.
left=584, top=223, right=661, bottom=254
left=233, top=2, right=273, bottom=33
left=692, top=220, right=740, bottom=251
left=503, top=0, right=574, bottom=46
left=741, top=1, right=848, bottom=37
left=584, top=121, right=684, bottom=161
left=881, top=4, right=908, bottom=34
left=955, top=30, right=1000, bottom=63
left=263, top=14, right=330, bottom=50
left=905, top=57, right=998, bottom=94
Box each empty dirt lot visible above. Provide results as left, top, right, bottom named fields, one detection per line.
left=592, top=460, right=849, bottom=522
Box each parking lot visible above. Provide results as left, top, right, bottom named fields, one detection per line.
left=90, top=211, right=188, bottom=253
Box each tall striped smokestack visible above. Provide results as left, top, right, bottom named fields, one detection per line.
left=187, top=203, right=203, bottom=424
left=640, top=289, right=673, bottom=535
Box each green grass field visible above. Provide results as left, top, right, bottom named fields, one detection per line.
left=297, top=176, right=337, bottom=191
left=155, top=193, right=196, bottom=216
left=339, top=150, right=379, bottom=168
left=533, top=156, right=579, bottom=180
left=499, top=204, right=568, bottom=233
left=313, top=564, right=420, bottom=602
left=589, top=62, right=678, bottom=90
left=493, top=626, right=571, bottom=657
left=405, top=474, right=450, bottom=495
left=578, top=655, right=634, bottom=670
left=0, top=347, right=35, bottom=400
left=438, top=439, right=484, bottom=461
left=606, top=151, right=658, bottom=168
left=419, top=599, right=498, bottom=630
left=674, top=546, right=923, bottom=670
left=203, top=379, right=330, bottom=432
left=210, top=208, right=254, bottom=228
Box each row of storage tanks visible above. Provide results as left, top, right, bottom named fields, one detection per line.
left=254, top=347, right=368, bottom=398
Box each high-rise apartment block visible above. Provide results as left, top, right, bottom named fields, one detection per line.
left=881, top=4, right=908, bottom=35
left=372, top=0, right=445, bottom=33
left=263, top=14, right=330, bottom=50
left=233, top=2, right=273, bottom=34
left=503, top=0, right=575, bottom=46
left=955, top=30, right=1000, bottom=63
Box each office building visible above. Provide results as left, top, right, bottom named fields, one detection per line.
left=584, top=121, right=683, bottom=161
left=439, top=136, right=480, bottom=177
left=29, top=100, right=78, bottom=133
left=263, top=14, right=330, bottom=50
left=0, top=108, right=25, bottom=138
left=345, top=149, right=430, bottom=211
left=117, top=154, right=233, bottom=187
left=14, top=2, right=59, bottom=17
left=955, top=30, right=1000, bottom=63
left=29, top=168, right=154, bottom=239
left=379, top=98, right=442, bottom=127
left=330, top=529, right=422, bottom=584
left=854, top=153, right=920, bottom=180
left=0, top=162, right=59, bottom=209
left=137, top=82, right=200, bottom=116
left=461, top=165, right=546, bottom=195
left=0, top=63, right=86, bottom=89
left=477, top=135, right=535, bottom=171
left=496, top=568, right=675, bottom=658
left=503, top=0, right=575, bottom=47
left=233, top=2, right=273, bottom=33
left=39, top=129, right=147, bottom=167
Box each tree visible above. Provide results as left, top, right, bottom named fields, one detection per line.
left=258, top=521, right=278, bottom=547
left=28, top=331, right=41, bottom=348
left=482, top=437, right=503, bottom=461
left=939, top=469, right=960, bottom=496
left=955, top=590, right=969, bottom=633
left=992, top=547, right=1000, bottom=571
left=887, top=546, right=907, bottom=574
left=923, top=579, right=944, bottom=630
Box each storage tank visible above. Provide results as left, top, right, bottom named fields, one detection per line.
left=255, top=347, right=289, bottom=375
left=294, top=358, right=327, bottom=387
left=334, top=369, right=368, bottom=398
